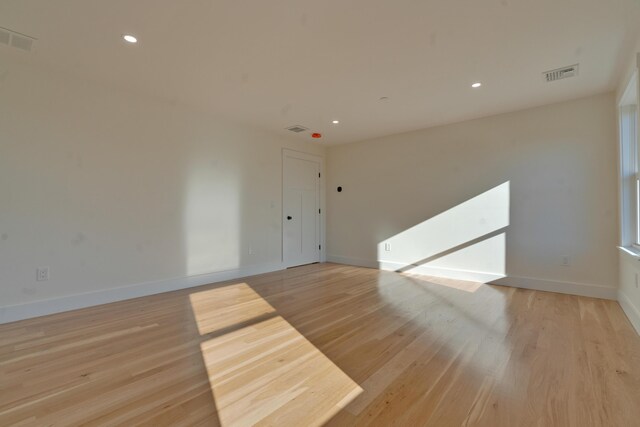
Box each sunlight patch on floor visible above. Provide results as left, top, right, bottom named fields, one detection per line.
left=189, top=283, right=276, bottom=335
left=189, top=283, right=363, bottom=426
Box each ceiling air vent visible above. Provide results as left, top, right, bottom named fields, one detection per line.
left=286, top=125, right=309, bottom=133
left=543, top=64, right=579, bottom=82
left=0, top=27, right=36, bottom=52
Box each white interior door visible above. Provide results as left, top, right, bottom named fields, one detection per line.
left=283, top=150, right=321, bottom=267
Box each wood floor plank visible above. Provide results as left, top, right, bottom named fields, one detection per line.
left=1, top=263, right=639, bottom=426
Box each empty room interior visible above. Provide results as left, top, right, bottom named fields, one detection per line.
left=2, top=1, right=640, bottom=426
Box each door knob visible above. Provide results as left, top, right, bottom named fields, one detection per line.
left=287, top=216, right=292, bottom=220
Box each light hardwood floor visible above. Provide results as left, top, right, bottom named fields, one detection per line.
left=1, top=263, right=639, bottom=426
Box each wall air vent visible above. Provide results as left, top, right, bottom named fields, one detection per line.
left=543, top=64, right=579, bottom=82
left=0, top=27, right=36, bottom=52
left=286, top=125, right=309, bottom=133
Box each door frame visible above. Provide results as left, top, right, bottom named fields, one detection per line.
left=282, top=148, right=325, bottom=267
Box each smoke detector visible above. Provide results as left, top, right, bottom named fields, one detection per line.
left=0, top=27, right=36, bottom=52
left=286, top=125, right=309, bottom=133
left=543, top=64, right=579, bottom=82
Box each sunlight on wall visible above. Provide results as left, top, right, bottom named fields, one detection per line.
left=424, top=232, right=506, bottom=276
left=184, top=160, right=241, bottom=276
left=378, top=182, right=510, bottom=281
left=189, top=283, right=362, bottom=425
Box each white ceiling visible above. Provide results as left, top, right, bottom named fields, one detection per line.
left=1, top=0, right=640, bottom=145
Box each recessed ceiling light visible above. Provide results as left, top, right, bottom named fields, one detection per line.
left=332, top=120, right=339, bottom=124
left=471, top=82, right=482, bottom=88
left=123, top=34, right=138, bottom=44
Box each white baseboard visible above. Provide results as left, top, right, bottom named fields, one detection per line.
left=491, top=276, right=617, bottom=300
left=327, top=255, right=379, bottom=269
left=619, top=290, right=640, bottom=335
left=327, top=255, right=617, bottom=300
left=329, top=255, right=503, bottom=283
left=377, top=260, right=505, bottom=284
left=0, top=261, right=285, bottom=325
left=3, top=256, right=622, bottom=325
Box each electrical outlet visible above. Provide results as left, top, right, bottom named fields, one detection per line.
left=36, top=267, right=49, bottom=281
left=561, top=256, right=570, bottom=267
left=248, top=246, right=254, bottom=255
left=635, top=273, right=639, bottom=289
left=384, top=243, right=391, bottom=252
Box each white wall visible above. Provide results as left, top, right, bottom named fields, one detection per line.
left=327, top=93, right=618, bottom=298
left=0, top=56, right=324, bottom=322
